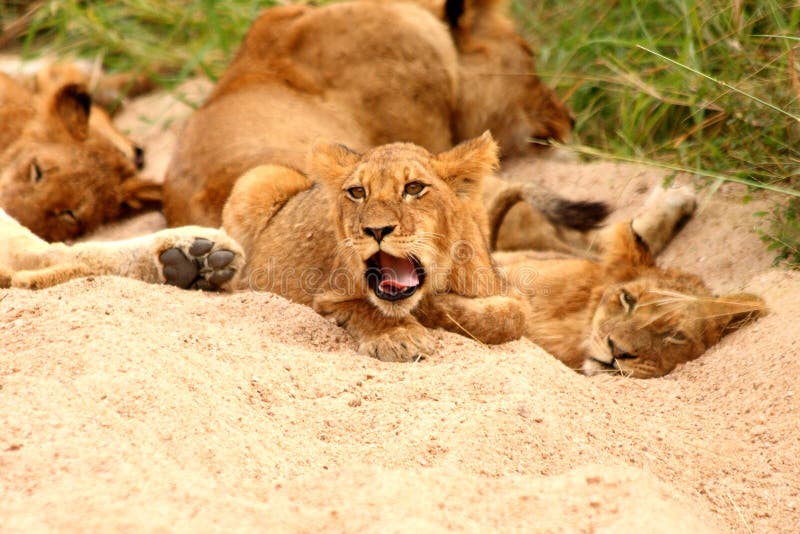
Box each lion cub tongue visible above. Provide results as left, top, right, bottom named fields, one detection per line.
left=378, top=251, right=419, bottom=291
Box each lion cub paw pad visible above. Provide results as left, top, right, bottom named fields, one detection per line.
left=159, top=238, right=238, bottom=291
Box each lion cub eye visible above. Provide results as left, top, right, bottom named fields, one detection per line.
left=346, top=186, right=366, bottom=200
left=403, top=181, right=426, bottom=197
left=29, top=160, right=43, bottom=184
left=619, top=289, right=637, bottom=312
left=665, top=331, right=689, bottom=345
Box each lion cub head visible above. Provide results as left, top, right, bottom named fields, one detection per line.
left=583, top=224, right=766, bottom=378
left=444, top=0, right=574, bottom=156
left=0, top=74, right=158, bottom=242
left=311, top=132, right=499, bottom=317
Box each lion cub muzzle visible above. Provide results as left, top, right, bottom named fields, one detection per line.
left=583, top=337, right=636, bottom=376
left=361, top=224, right=426, bottom=302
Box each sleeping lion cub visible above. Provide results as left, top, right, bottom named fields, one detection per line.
left=0, top=70, right=158, bottom=242
left=496, top=188, right=766, bottom=378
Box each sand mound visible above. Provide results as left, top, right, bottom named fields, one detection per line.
left=2, top=268, right=797, bottom=532
left=2, top=85, right=798, bottom=532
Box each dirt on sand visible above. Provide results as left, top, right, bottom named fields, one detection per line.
left=1, top=83, right=798, bottom=533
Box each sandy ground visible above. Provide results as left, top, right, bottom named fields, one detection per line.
left=2, top=84, right=799, bottom=533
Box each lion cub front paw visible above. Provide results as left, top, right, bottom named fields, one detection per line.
left=156, top=228, right=245, bottom=291
left=359, top=325, right=435, bottom=363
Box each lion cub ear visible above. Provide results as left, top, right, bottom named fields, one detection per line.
left=433, top=131, right=498, bottom=201
left=599, top=222, right=655, bottom=270
left=445, top=0, right=505, bottom=34
left=309, top=142, right=361, bottom=187
left=47, top=83, right=92, bottom=141
left=119, top=177, right=163, bottom=213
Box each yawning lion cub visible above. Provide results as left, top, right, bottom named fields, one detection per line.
left=223, top=133, right=527, bottom=362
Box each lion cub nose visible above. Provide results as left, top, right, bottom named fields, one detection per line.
left=607, top=337, right=636, bottom=360
left=363, top=225, right=396, bottom=243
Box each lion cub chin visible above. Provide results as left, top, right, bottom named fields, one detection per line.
left=224, top=132, right=528, bottom=362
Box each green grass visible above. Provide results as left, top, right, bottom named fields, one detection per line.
left=512, top=0, right=800, bottom=266
left=1, top=0, right=278, bottom=83
left=2, top=0, right=799, bottom=265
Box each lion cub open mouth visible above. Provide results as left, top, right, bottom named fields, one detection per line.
left=365, top=251, right=426, bottom=301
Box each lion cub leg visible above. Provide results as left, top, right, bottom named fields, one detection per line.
left=484, top=176, right=610, bottom=256
left=11, top=226, right=244, bottom=291
left=222, top=164, right=314, bottom=255
left=630, top=186, right=697, bottom=255
left=1, top=210, right=101, bottom=289
left=416, top=294, right=528, bottom=345
left=11, top=262, right=108, bottom=290
left=1, top=208, right=65, bottom=286
left=314, top=297, right=435, bottom=362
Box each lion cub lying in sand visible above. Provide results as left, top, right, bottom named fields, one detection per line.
left=224, top=133, right=527, bottom=361
left=0, top=70, right=157, bottom=242
left=0, top=137, right=765, bottom=376
left=496, top=187, right=766, bottom=378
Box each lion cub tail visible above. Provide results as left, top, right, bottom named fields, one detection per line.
left=485, top=177, right=609, bottom=249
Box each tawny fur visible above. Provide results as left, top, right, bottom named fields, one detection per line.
left=26, top=62, right=145, bottom=164
left=441, top=0, right=574, bottom=155
left=0, top=208, right=243, bottom=291
left=0, top=70, right=158, bottom=242
left=163, top=0, right=579, bottom=235
left=383, top=0, right=574, bottom=153
left=497, top=188, right=766, bottom=378
left=223, top=134, right=528, bottom=362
